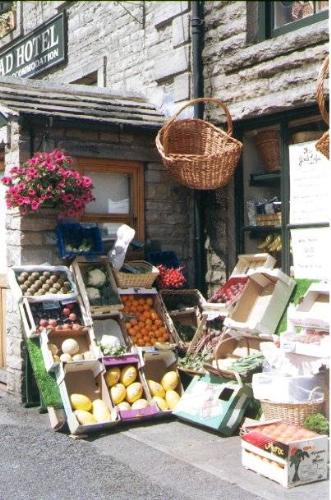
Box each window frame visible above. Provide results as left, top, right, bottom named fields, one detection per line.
left=74, top=157, right=145, bottom=241
left=258, top=1, right=329, bottom=40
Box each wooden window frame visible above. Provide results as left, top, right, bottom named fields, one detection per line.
left=74, top=157, right=145, bottom=241
left=258, top=1, right=328, bottom=40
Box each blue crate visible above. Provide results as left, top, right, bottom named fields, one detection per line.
left=147, top=251, right=180, bottom=268
left=56, top=223, right=104, bottom=259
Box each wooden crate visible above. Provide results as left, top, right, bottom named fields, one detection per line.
left=71, top=257, right=123, bottom=317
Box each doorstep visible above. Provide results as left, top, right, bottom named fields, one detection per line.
left=116, top=420, right=328, bottom=500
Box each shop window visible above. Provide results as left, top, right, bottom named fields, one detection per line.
left=258, top=1, right=328, bottom=39
left=75, top=158, right=144, bottom=244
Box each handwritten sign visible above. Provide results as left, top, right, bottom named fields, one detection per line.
left=289, top=141, right=330, bottom=224
left=291, top=227, right=330, bottom=280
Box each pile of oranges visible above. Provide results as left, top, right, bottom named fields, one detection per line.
left=122, top=295, right=170, bottom=346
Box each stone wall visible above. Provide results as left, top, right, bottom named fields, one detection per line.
left=6, top=1, right=192, bottom=110
left=4, top=121, right=193, bottom=397
left=202, top=0, right=329, bottom=294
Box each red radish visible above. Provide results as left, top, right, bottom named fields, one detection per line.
left=39, top=319, right=48, bottom=327
left=68, top=313, right=77, bottom=321
left=62, top=307, right=71, bottom=317
left=48, top=319, right=57, bottom=327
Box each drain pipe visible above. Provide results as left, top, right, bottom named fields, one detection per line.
left=191, top=0, right=206, bottom=293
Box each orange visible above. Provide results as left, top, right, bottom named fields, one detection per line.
left=146, top=298, right=153, bottom=306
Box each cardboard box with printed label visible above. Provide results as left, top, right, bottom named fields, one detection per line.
left=57, top=360, right=119, bottom=435
left=174, top=373, right=253, bottom=435
left=224, top=269, right=295, bottom=337
left=103, top=353, right=159, bottom=421
left=241, top=420, right=328, bottom=488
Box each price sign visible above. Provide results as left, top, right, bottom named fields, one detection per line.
left=291, top=227, right=330, bottom=280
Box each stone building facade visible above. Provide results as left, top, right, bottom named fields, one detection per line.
left=0, top=1, right=329, bottom=398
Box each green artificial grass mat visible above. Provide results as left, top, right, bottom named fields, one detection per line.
left=25, top=338, right=63, bottom=409
left=276, top=278, right=316, bottom=335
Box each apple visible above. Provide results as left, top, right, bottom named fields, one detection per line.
left=48, top=319, right=57, bottom=327
left=68, top=313, right=77, bottom=322
left=62, top=307, right=71, bottom=317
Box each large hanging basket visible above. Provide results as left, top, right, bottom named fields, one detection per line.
left=315, top=55, right=329, bottom=159
left=254, top=129, right=280, bottom=172
left=155, top=97, right=243, bottom=190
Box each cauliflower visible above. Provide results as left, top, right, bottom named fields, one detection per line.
left=87, top=268, right=107, bottom=288
left=86, top=287, right=101, bottom=301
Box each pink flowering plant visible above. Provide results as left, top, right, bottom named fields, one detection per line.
left=2, top=150, right=95, bottom=217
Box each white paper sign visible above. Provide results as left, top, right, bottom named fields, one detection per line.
left=291, top=227, right=330, bottom=280
left=289, top=141, right=330, bottom=224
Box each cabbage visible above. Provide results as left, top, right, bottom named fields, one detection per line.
left=86, top=287, right=101, bottom=301
left=87, top=268, right=107, bottom=287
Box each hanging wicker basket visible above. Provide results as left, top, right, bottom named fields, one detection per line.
left=315, top=55, right=329, bottom=159
left=254, top=129, right=280, bottom=172
left=155, top=97, right=243, bottom=190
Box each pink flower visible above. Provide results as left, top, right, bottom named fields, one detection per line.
left=73, top=199, right=83, bottom=209
left=28, top=189, right=36, bottom=196
left=44, top=160, right=57, bottom=172
left=82, top=176, right=93, bottom=188
left=31, top=200, right=40, bottom=211
left=2, top=176, right=12, bottom=185
left=27, top=168, right=38, bottom=179
left=63, top=194, right=74, bottom=203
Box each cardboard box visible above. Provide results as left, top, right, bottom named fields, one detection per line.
left=103, top=353, right=159, bottom=421
left=174, top=373, right=253, bottom=436
left=18, top=296, right=91, bottom=339
left=8, top=265, right=78, bottom=303
left=287, top=282, right=329, bottom=330
left=280, top=330, right=330, bottom=359
left=139, top=347, right=183, bottom=414
left=41, top=326, right=101, bottom=372
left=224, top=269, right=295, bottom=337
left=230, top=253, right=276, bottom=277
left=57, top=360, right=119, bottom=435
left=205, top=276, right=249, bottom=318
left=71, top=257, right=123, bottom=317
left=252, top=372, right=325, bottom=403
left=118, top=288, right=181, bottom=346
left=92, top=313, right=131, bottom=350
left=241, top=420, right=328, bottom=488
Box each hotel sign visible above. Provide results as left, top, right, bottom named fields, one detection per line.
left=0, top=12, right=66, bottom=78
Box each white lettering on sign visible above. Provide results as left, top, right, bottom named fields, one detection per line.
left=0, top=13, right=65, bottom=78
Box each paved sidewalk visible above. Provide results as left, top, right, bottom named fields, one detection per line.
left=0, top=394, right=329, bottom=500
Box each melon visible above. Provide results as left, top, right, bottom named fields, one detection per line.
left=74, top=410, right=97, bottom=425
left=70, top=393, right=92, bottom=411
left=92, top=399, right=112, bottom=423
left=120, top=365, right=137, bottom=387
left=153, top=396, right=169, bottom=411
left=126, top=382, right=143, bottom=403
left=161, top=371, right=179, bottom=391
left=147, top=380, right=165, bottom=398
left=61, top=338, right=80, bottom=356
left=110, top=383, right=126, bottom=405
left=105, top=367, right=121, bottom=388
left=60, top=353, right=72, bottom=363
left=165, top=390, right=180, bottom=410
left=117, top=401, right=131, bottom=411
left=131, top=399, right=148, bottom=410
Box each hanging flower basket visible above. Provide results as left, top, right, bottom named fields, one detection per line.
left=155, top=97, right=243, bottom=190
left=315, top=55, right=329, bottom=159
left=2, top=150, right=95, bottom=217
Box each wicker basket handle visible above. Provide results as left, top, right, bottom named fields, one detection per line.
left=308, top=386, right=324, bottom=402
left=316, top=55, right=329, bottom=125
left=163, top=97, right=234, bottom=137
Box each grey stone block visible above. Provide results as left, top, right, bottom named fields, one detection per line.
left=174, top=72, right=191, bottom=102
left=153, top=1, right=189, bottom=28
left=172, top=13, right=190, bottom=47
left=154, top=46, right=190, bottom=81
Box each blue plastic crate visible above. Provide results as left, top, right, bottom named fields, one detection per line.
left=147, top=251, right=180, bottom=268
left=56, top=223, right=104, bottom=259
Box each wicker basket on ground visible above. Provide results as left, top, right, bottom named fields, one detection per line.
left=155, top=97, right=243, bottom=190
left=315, top=55, right=329, bottom=159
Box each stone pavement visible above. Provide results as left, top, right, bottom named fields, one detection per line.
left=0, top=393, right=329, bottom=500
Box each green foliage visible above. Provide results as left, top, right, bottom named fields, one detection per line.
left=304, top=413, right=329, bottom=435
left=276, top=279, right=316, bottom=334
left=26, top=339, right=62, bottom=408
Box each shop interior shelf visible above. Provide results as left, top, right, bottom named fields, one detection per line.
left=249, top=171, right=281, bottom=186
left=243, top=225, right=282, bottom=234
